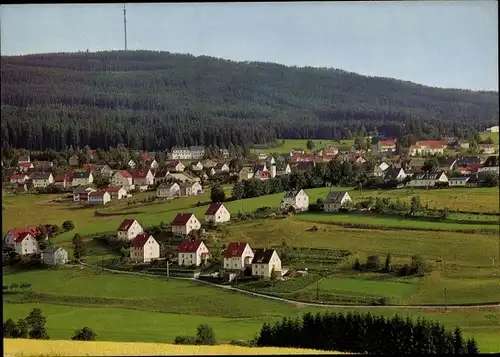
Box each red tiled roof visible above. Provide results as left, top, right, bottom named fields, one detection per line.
left=10, top=174, right=27, bottom=180
left=105, top=187, right=122, bottom=193
left=415, top=141, right=445, bottom=149
left=88, top=190, right=107, bottom=197
left=131, top=233, right=152, bottom=247
left=15, top=232, right=35, bottom=243
left=54, top=174, right=68, bottom=182
left=224, top=242, right=249, bottom=258
left=380, top=140, right=396, bottom=146
left=118, top=170, right=132, bottom=178
left=19, top=162, right=33, bottom=168
left=205, top=202, right=224, bottom=216
left=171, top=213, right=195, bottom=226
left=178, top=239, right=203, bottom=253
left=130, top=170, right=150, bottom=178
left=117, top=219, right=137, bottom=231
left=478, top=144, right=493, bottom=148
left=7, top=226, right=39, bottom=243
left=257, top=171, right=272, bottom=179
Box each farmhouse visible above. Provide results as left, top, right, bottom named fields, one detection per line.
left=117, top=219, right=144, bottom=240
left=251, top=248, right=282, bottom=279
left=280, top=189, right=310, bottom=212
left=323, top=191, right=353, bottom=212
left=72, top=186, right=95, bottom=203
left=4, top=226, right=39, bottom=247
left=171, top=213, right=201, bottom=235
left=72, top=171, right=94, bottom=187
left=130, top=234, right=160, bottom=263
left=111, top=170, right=134, bottom=190
left=104, top=186, right=128, bottom=200
left=205, top=202, right=231, bottom=223
left=154, top=170, right=171, bottom=185
left=88, top=190, right=111, bottom=205
left=179, top=181, right=203, bottom=196
left=18, top=162, right=34, bottom=172
left=69, top=155, right=79, bottom=167
left=30, top=172, right=54, bottom=188
left=448, top=176, right=471, bottom=187
left=223, top=242, right=254, bottom=271
left=407, top=172, right=449, bottom=187
left=167, top=160, right=185, bottom=172
left=177, top=239, right=210, bottom=267
left=157, top=182, right=180, bottom=198
left=130, top=169, right=154, bottom=188
left=372, top=139, right=396, bottom=153
left=42, top=246, right=69, bottom=266
left=12, top=232, right=40, bottom=256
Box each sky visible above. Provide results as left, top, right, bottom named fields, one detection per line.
left=0, top=2, right=498, bottom=91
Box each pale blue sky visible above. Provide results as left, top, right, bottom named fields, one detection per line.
left=1, top=2, right=498, bottom=91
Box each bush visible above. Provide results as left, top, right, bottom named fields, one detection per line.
left=196, top=324, right=217, bottom=345
left=174, top=335, right=198, bottom=345
left=72, top=327, right=97, bottom=341
left=365, top=255, right=381, bottom=271
left=398, top=264, right=412, bottom=276
left=62, top=220, right=75, bottom=231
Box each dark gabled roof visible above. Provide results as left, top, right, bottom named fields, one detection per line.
left=42, top=245, right=66, bottom=254
left=30, top=172, right=51, bottom=180
left=295, top=161, right=315, bottom=171
left=205, top=202, right=225, bottom=216
left=323, top=191, right=349, bottom=203
left=283, top=190, right=302, bottom=199
left=224, top=242, right=250, bottom=258
left=483, top=156, right=499, bottom=167
left=437, top=157, right=457, bottom=166
left=456, top=156, right=482, bottom=166
left=251, top=248, right=276, bottom=264
left=131, top=234, right=153, bottom=248
left=154, top=170, right=169, bottom=178
left=412, top=172, right=445, bottom=180
left=276, top=162, right=289, bottom=171
left=384, top=167, right=404, bottom=180
left=117, top=219, right=138, bottom=231
left=449, top=176, right=470, bottom=181
left=73, top=171, right=91, bottom=179
left=158, top=182, right=177, bottom=189
left=171, top=213, right=196, bottom=226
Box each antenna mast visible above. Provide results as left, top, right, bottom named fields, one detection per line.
left=123, top=4, right=128, bottom=51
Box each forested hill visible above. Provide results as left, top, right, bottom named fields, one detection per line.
left=1, top=50, right=498, bottom=151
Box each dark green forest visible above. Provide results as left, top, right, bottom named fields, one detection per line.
left=1, top=50, right=498, bottom=151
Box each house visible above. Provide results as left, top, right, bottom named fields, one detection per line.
left=154, top=170, right=171, bottom=185
left=69, top=155, right=79, bottom=167
left=323, top=191, right=353, bottom=212
left=84, top=163, right=112, bottom=177
left=88, top=190, right=111, bottom=205
left=276, top=162, right=291, bottom=176
left=316, top=146, right=339, bottom=158
left=157, top=182, right=180, bottom=198
left=18, top=155, right=31, bottom=164
left=12, top=232, right=40, bottom=256
left=448, top=176, right=471, bottom=187
left=168, top=172, right=193, bottom=183
left=117, top=219, right=144, bottom=240
left=130, top=169, right=154, bottom=187
left=72, top=186, right=95, bottom=203
left=191, top=161, right=204, bottom=172
left=146, top=159, right=159, bottom=170
left=485, top=126, right=499, bottom=133
left=127, top=159, right=137, bottom=169
left=214, top=162, right=230, bottom=173
left=130, top=234, right=160, bottom=263
left=111, top=170, right=134, bottom=190
left=459, top=164, right=482, bottom=175
left=4, top=226, right=39, bottom=248
left=171, top=213, right=201, bottom=235
left=223, top=242, right=253, bottom=271
left=407, top=172, right=449, bottom=187
left=409, top=141, right=445, bottom=156
left=177, top=239, right=210, bottom=266
left=18, top=162, right=34, bottom=172
left=372, top=139, right=396, bottom=153
left=383, top=167, right=407, bottom=182
left=205, top=203, right=231, bottom=223
left=71, top=171, right=94, bottom=187
left=104, top=186, right=128, bottom=200
left=254, top=171, right=272, bottom=181
left=99, top=164, right=114, bottom=177
left=458, top=141, right=470, bottom=150
left=179, top=181, right=203, bottom=196
left=181, top=171, right=201, bottom=182
left=372, top=164, right=388, bottom=177
left=478, top=156, right=499, bottom=173
left=201, top=159, right=217, bottom=169
left=53, top=174, right=72, bottom=189
left=30, top=172, right=54, bottom=188
left=251, top=249, right=282, bottom=279
left=33, top=161, right=54, bottom=170
left=280, top=189, right=309, bottom=212
left=456, top=156, right=482, bottom=167
left=189, top=146, right=205, bottom=160
left=10, top=174, right=30, bottom=184
left=258, top=153, right=269, bottom=161
left=42, top=246, right=69, bottom=266
left=167, top=160, right=185, bottom=172
left=437, top=158, right=458, bottom=172
left=238, top=166, right=255, bottom=181
left=293, top=161, right=317, bottom=172
left=478, top=144, right=495, bottom=154
left=205, top=167, right=216, bottom=177
left=170, top=147, right=192, bottom=160
left=220, top=149, right=230, bottom=159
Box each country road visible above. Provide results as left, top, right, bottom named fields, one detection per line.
left=79, top=262, right=500, bottom=311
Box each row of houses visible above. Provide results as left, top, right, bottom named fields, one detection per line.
left=370, top=139, right=497, bottom=156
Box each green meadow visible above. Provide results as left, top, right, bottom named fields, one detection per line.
left=480, top=131, right=499, bottom=145
left=251, top=139, right=355, bottom=154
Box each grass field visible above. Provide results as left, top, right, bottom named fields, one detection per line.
left=251, top=139, right=356, bottom=154
left=3, top=339, right=335, bottom=356
left=3, top=268, right=500, bottom=352
left=480, top=131, right=500, bottom=145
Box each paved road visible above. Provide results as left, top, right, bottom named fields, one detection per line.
left=79, top=262, right=500, bottom=311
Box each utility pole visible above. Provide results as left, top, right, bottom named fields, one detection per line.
left=123, top=4, right=128, bottom=51
left=444, top=288, right=447, bottom=310
left=166, top=260, right=170, bottom=278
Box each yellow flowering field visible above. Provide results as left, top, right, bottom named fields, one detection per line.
left=3, top=339, right=339, bottom=356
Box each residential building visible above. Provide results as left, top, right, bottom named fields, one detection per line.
left=130, top=234, right=160, bottom=263
left=372, top=139, right=396, bottom=153
left=167, top=160, right=185, bottom=172
left=238, top=166, right=255, bottom=181
left=157, top=182, right=180, bottom=198
left=71, top=171, right=94, bottom=187
left=88, top=190, right=111, bottom=205
left=251, top=249, right=282, bottom=278
left=458, top=141, right=470, bottom=150
left=69, top=155, right=79, bottom=167
left=280, top=189, right=310, bottom=212
left=191, top=161, right=204, bottom=172
left=171, top=213, right=201, bottom=235
left=154, top=170, right=171, bottom=185
left=42, top=246, right=69, bottom=266
left=177, top=239, right=210, bottom=266
left=18, top=162, right=34, bottom=172
left=111, top=170, right=134, bottom=190
left=406, top=172, right=449, bottom=187
left=189, top=146, right=206, bottom=160
left=478, top=156, right=499, bottom=173
left=456, top=156, right=482, bottom=167
left=486, top=126, right=499, bottom=133
left=254, top=171, right=272, bottom=181
left=409, top=141, right=446, bottom=156
left=179, top=181, right=203, bottom=196
left=205, top=203, right=231, bottom=223
left=10, top=174, right=30, bottom=184
left=4, top=226, right=39, bottom=247
left=127, top=159, right=137, bottom=169
left=30, top=172, right=54, bottom=188
left=478, top=144, right=495, bottom=154
left=220, top=149, right=230, bottom=159
left=33, top=161, right=54, bottom=170
left=276, top=162, right=291, bottom=176
left=13, top=232, right=40, bottom=255
left=316, top=146, right=339, bottom=158
left=437, top=158, right=458, bottom=172
left=214, top=162, right=230, bottom=173
left=53, top=174, right=72, bottom=189
left=223, top=242, right=253, bottom=271
left=170, top=147, right=192, bottom=160
left=104, top=186, right=128, bottom=200
left=130, top=169, right=154, bottom=187
left=383, top=167, right=407, bottom=182
left=448, top=176, right=471, bottom=187
left=323, top=191, right=353, bottom=212
left=72, top=186, right=95, bottom=203
left=18, top=155, right=31, bottom=164
left=146, top=159, right=159, bottom=170
left=117, top=219, right=144, bottom=240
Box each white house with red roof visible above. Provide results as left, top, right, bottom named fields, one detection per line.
left=409, top=141, right=446, bottom=157
left=146, top=159, right=159, bottom=170
left=205, top=203, right=231, bottom=223
left=223, top=242, right=254, bottom=271
left=18, top=162, right=34, bottom=173
left=53, top=174, right=72, bottom=189
left=111, top=170, right=134, bottom=190
left=130, top=169, right=154, bottom=188
left=371, top=139, right=396, bottom=153
left=88, top=190, right=111, bottom=205
left=10, top=174, right=30, bottom=184
left=130, top=233, right=160, bottom=263
left=104, top=186, right=128, bottom=200
left=171, top=213, right=201, bottom=235
left=73, top=186, right=96, bottom=203
left=4, top=226, right=39, bottom=248
left=13, top=232, right=40, bottom=255
left=117, top=219, right=144, bottom=240
left=177, top=239, right=210, bottom=267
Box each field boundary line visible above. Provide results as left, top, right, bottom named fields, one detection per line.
left=76, top=261, right=500, bottom=310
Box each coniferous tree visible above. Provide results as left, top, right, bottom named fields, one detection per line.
left=466, top=338, right=480, bottom=355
